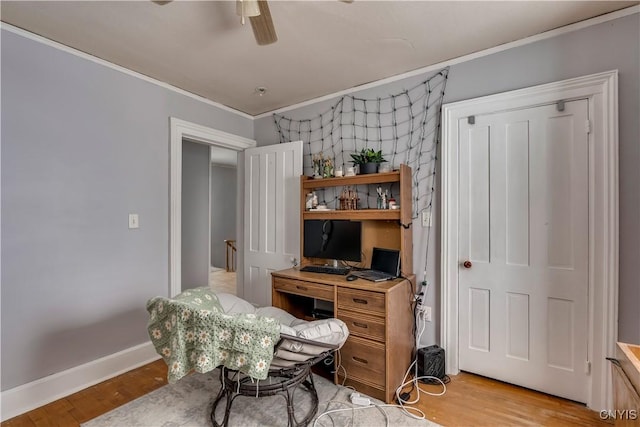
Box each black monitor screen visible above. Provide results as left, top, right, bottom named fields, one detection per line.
left=303, top=220, right=362, bottom=262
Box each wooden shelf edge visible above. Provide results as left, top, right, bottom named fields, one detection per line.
left=303, top=209, right=401, bottom=220
left=302, top=170, right=401, bottom=189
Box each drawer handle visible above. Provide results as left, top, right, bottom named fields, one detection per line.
left=353, top=356, right=368, bottom=364
left=352, top=321, right=368, bottom=329
left=296, top=285, right=308, bottom=291
left=352, top=298, right=368, bottom=305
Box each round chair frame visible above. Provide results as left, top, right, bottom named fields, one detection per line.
left=210, top=336, right=337, bottom=427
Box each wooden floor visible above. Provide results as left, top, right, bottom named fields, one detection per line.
left=409, top=373, right=612, bottom=426
left=209, top=268, right=237, bottom=295
left=1, top=361, right=169, bottom=427
left=2, top=360, right=611, bottom=427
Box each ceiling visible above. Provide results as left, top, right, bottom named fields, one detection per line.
left=1, top=1, right=637, bottom=116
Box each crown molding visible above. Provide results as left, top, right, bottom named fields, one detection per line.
left=255, top=5, right=638, bottom=119
left=2, top=4, right=637, bottom=121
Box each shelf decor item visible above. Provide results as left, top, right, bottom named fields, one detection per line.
left=312, top=154, right=323, bottom=178
left=312, top=153, right=335, bottom=178
left=339, top=186, right=359, bottom=210
left=350, top=148, right=387, bottom=175
left=323, top=157, right=334, bottom=178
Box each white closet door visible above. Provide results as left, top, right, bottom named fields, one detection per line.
left=458, top=100, right=590, bottom=403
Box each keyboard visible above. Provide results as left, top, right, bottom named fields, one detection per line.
left=351, top=270, right=395, bottom=282
left=300, top=265, right=350, bottom=275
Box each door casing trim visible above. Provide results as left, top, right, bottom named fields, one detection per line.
left=441, top=70, right=618, bottom=410
left=169, top=118, right=256, bottom=297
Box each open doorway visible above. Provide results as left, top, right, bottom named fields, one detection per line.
left=169, top=117, right=256, bottom=298
left=209, top=147, right=238, bottom=295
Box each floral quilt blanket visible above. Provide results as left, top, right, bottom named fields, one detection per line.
left=146, top=287, right=280, bottom=382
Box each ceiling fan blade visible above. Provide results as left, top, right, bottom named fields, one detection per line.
left=249, top=0, right=277, bottom=46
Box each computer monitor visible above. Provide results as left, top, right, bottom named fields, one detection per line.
left=303, top=220, right=362, bottom=262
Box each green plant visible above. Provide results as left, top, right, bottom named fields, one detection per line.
left=350, top=148, right=386, bottom=165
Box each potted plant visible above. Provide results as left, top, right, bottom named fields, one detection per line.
left=350, top=148, right=387, bottom=174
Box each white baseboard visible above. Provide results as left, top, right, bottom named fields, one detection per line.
left=0, top=341, right=161, bottom=422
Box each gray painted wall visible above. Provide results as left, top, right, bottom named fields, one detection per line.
left=181, top=141, right=211, bottom=289
left=210, top=164, right=237, bottom=269
left=1, top=10, right=637, bottom=396
left=254, top=13, right=640, bottom=346
left=1, top=29, right=253, bottom=391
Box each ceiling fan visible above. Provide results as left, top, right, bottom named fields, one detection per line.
left=236, top=0, right=277, bottom=46
left=155, top=0, right=349, bottom=46
left=237, top=0, right=353, bottom=46
left=153, top=0, right=276, bottom=45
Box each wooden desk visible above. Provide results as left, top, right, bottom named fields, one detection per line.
left=271, top=268, right=414, bottom=403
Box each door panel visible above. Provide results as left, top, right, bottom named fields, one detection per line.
left=468, top=287, right=490, bottom=352
left=505, top=121, right=530, bottom=266
left=458, top=100, right=589, bottom=403
left=467, top=126, right=491, bottom=263
left=243, top=141, right=303, bottom=307
left=505, top=292, right=529, bottom=360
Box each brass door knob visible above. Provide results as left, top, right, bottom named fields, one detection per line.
left=463, top=260, right=472, bottom=269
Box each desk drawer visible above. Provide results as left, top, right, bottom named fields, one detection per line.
left=340, top=336, right=385, bottom=388
left=338, top=311, right=385, bottom=342
left=337, top=288, right=385, bottom=315
left=273, top=277, right=334, bottom=301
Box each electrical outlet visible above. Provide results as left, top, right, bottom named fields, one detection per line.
left=417, top=304, right=432, bottom=322
left=423, top=306, right=432, bottom=322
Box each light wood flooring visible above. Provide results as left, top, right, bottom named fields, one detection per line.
left=2, top=359, right=611, bottom=426
left=209, top=267, right=236, bottom=295
left=409, top=372, right=611, bottom=426
left=2, top=360, right=168, bottom=427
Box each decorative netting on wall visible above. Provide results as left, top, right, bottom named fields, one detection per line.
left=273, top=68, right=449, bottom=219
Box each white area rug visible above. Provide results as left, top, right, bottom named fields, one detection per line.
left=82, top=369, right=439, bottom=427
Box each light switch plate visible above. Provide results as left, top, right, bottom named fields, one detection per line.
left=128, top=213, right=139, bottom=229
left=422, top=211, right=432, bottom=227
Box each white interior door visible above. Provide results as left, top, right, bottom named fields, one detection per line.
left=458, top=100, right=589, bottom=402
left=243, top=140, right=303, bottom=307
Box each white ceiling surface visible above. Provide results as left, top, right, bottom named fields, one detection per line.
left=1, top=1, right=636, bottom=116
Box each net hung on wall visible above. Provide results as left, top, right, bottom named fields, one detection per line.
left=274, top=68, right=449, bottom=220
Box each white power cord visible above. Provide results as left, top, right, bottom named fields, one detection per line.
left=313, top=403, right=426, bottom=427
left=315, top=283, right=446, bottom=426
left=393, top=292, right=447, bottom=419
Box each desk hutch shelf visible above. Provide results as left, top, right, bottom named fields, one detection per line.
left=271, top=163, right=415, bottom=404
left=299, top=163, right=413, bottom=276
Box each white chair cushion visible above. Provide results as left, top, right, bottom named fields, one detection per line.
left=216, top=293, right=256, bottom=314
left=274, top=348, right=315, bottom=362
left=255, top=306, right=298, bottom=326
left=278, top=339, right=338, bottom=356
left=215, top=292, right=348, bottom=361
left=292, top=318, right=349, bottom=346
